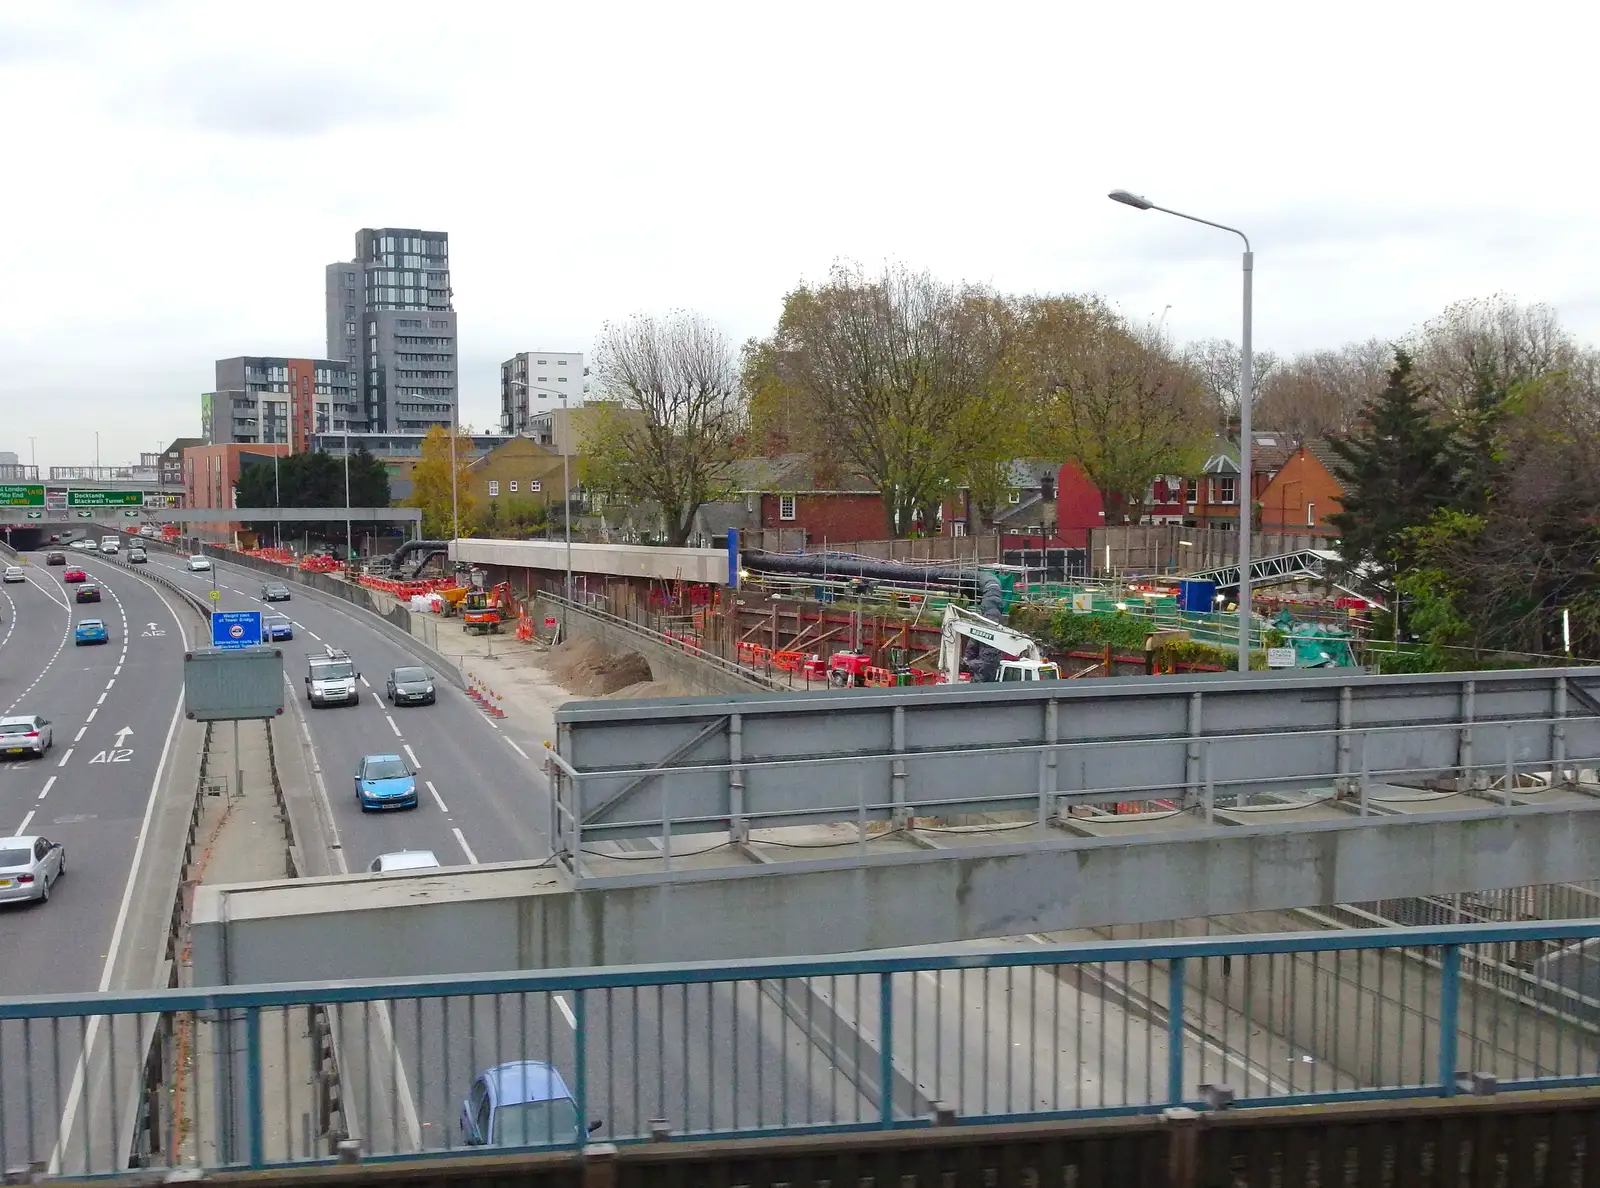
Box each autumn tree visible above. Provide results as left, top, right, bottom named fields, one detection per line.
left=744, top=264, right=1016, bottom=536
left=1012, top=296, right=1209, bottom=524
left=584, top=311, right=744, bottom=548
left=1188, top=337, right=1278, bottom=434
left=404, top=425, right=478, bottom=539
left=1252, top=338, right=1390, bottom=440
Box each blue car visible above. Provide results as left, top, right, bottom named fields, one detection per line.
left=74, top=619, right=109, bottom=646
left=264, top=614, right=294, bottom=641
left=460, top=1061, right=601, bottom=1148
left=353, top=754, right=418, bottom=811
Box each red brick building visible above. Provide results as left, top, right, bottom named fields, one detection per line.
left=1258, top=441, right=1344, bottom=537
left=725, top=454, right=887, bottom=544
left=184, top=443, right=290, bottom=518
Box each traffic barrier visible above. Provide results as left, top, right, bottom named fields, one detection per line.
left=863, top=666, right=894, bottom=687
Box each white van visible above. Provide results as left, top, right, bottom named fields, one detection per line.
left=99, top=536, right=120, bottom=554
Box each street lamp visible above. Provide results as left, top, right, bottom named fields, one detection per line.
left=508, top=380, right=574, bottom=633
left=1109, top=188, right=1255, bottom=673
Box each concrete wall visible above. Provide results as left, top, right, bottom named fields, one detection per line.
left=536, top=594, right=761, bottom=697
left=190, top=802, right=1600, bottom=983
left=451, top=537, right=728, bottom=584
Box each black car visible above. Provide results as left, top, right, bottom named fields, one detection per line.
left=45, top=552, right=65, bottom=566
left=261, top=583, right=291, bottom=602
left=127, top=548, right=147, bottom=563
left=386, top=666, right=436, bottom=706
left=75, top=584, right=101, bottom=603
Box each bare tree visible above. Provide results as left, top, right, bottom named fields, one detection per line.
left=1408, top=294, right=1576, bottom=415
left=585, top=311, right=744, bottom=547
left=1016, top=296, right=1210, bottom=524
left=1253, top=338, right=1391, bottom=440
left=1188, top=338, right=1279, bottom=433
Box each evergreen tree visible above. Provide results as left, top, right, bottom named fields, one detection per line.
left=1325, top=349, right=1458, bottom=586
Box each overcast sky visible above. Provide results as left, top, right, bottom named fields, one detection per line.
left=4, top=1, right=1598, bottom=470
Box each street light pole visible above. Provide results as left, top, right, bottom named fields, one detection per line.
left=1109, top=188, right=1254, bottom=673
left=507, top=379, right=575, bottom=635
left=343, top=426, right=351, bottom=567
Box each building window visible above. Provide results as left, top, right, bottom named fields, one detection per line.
left=529, top=479, right=541, bottom=492
left=1218, top=476, right=1237, bottom=504
left=488, top=480, right=499, bottom=496
left=778, top=494, right=796, bottom=521
left=953, top=520, right=967, bottom=537
left=510, top=480, right=518, bottom=492
left=1008, top=490, right=1021, bottom=504
left=557, top=359, right=567, bottom=366
left=1306, top=500, right=1316, bottom=527
left=1186, top=479, right=1198, bottom=504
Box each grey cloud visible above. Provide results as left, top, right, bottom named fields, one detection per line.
left=146, top=66, right=444, bottom=138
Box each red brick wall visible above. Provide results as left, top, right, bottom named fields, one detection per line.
left=1055, top=463, right=1104, bottom=547
left=287, top=358, right=315, bottom=453
left=760, top=492, right=886, bottom=543
left=1259, top=448, right=1344, bottom=535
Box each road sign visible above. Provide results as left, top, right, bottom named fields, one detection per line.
left=75, top=510, right=94, bottom=518
left=25, top=510, right=42, bottom=519
left=0, top=484, right=44, bottom=507
left=1266, top=647, right=1297, bottom=669
left=208, top=589, right=221, bottom=602
left=210, top=610, right=263, bottom=650
left=67, top=490, right=144, bottom=507
left=122, top=509, right=141, bottom=518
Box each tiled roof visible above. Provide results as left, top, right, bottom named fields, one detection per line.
left=718, top=453, right=876, bottom=492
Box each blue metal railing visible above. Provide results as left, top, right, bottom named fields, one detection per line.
left=5, top=920, right=1600, bottom=1176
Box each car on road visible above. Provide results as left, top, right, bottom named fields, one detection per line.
left=127, top=547, right=147, bottom=563
left=2, top=565, right=24, bottom=583
left=74, top=583, right=101, bottom=603
left=0, top=836, right=66, bottom=905
left=74, top=618, right=109, bottom=645
left=386, top=666, right=436, bottom=706
left=81, top=539, right=98, bottom=551
left=0, top=714, right=52, bottom=758
left=45, top=551, right=65, bottom=565
left=261, top=582, right=291, bottom=602
left=99, top=536, right=120, bottom=554
left=368, top=850, right=440, bottom=874
left=264, top=614, right=294, bottom=641
left=305, top=646, right=359, bottom=707
left=62, top=567, right=87, bottom=583
left=187, top=555, right=211, bottom=571
left=460, top=1062, right=601, bottom=1149
left=354, top=754, right=419, bottom=811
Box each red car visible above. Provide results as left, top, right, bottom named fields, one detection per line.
left=62, top=568, right=87, bottom=583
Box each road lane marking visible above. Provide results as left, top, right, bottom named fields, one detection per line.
left=402, top=744, right=420, bottom=769
left=50, top=688, right=188, bottom=1175
left=360, top=675, right=371, bottom=688
left=105, top=679, right=114, bottom=689
left=386, top=715, right=401, bottom=737
left=37, top=776, right=55, bottom=800
left=74, top=727, right=86, bottom=742
left=57, top=747, right=73, bottom=766
left=554, top=995, right=576, bottom=1029
left=451, top=827, right=479, bottom=864
left=86, top=707, right=97, bottom=722
left=306, top=630, right=321, bottom=641
left=114, top=665, right=122, bottom=676
left=16, top=809, right=34, bottom=833
left=425, top=779, right=448, bottom=812
left=96, top=692, right=107, bottom=705
left=506, top=738, right=529, bottom=759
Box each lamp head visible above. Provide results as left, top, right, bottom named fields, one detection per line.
left=1108, top=189, right=1154, bottom=211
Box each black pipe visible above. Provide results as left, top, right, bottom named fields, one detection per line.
left=740, top=550, right=1009, bottom=680
left=388, top=539, right=448, bottom=573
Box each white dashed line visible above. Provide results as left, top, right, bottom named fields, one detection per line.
left=506, top=738, right=529, bottom=759
left=451, top=827, right=479, bottom=864
left=554, top=995, right=576, bottom=1029
left=306, top=630, right=321, bottom=642
left=73, top=727, right=86, bottom=742
left=86, top=708, right=97, bottom=723
left=57, top=748, right=72, bottom=767
left=425, top=779, right=448, bottom=813
left=359, top=675, right=371, bottom=688
left=114, top=665, right=122, bottom=676
left=96, top=692, right=107, bottom=705
left=402, top=743, right=420, bottom=768
left=38, top=776, right=56, bottom=800
left=385, top=716, right=401, bottom=737
left=16, top=809, right=34, bottom=834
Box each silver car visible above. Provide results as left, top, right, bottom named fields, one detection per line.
left=0, top=714, right=52, bottom=758
left=0, top=835, right=66, bottom=905
left=2, top=565, right=23, bottom=583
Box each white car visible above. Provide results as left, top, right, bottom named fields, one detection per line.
left=0, top=714, right=52, bottom=757
left=1, top=565, right=23, bottom=583
left=188, top=555, right=211, bottom=571
left=0, top=835, right=66, bottom=905
left=368, top=850, right=441, bottom=874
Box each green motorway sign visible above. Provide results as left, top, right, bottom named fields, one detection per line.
left=67, top=489, right=144, bottom=507
left=0, top=484, right=45, bottom=507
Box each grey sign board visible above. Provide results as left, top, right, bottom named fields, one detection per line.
left=185, top=647, right=286, bottom=721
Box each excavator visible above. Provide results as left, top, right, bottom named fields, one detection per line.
left=461, top=581, right=513, bottom=635
left=935, top=603, right=1060, bottom=683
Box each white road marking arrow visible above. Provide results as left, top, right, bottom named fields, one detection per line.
left=113, top=726, right=133, bottom=747
left=146, top=623, right=159, bottom=633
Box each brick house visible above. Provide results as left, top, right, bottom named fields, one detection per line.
left=1257, top=440, right=1344, bottom=537
left=466, top=437, right=573, bottom=525
left=723, top=453, right=884, bottom=544
left=1137, top=432, right=1305, bottom=532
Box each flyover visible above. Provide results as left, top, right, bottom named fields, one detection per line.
left=189, top=666, right=1600, bottom=983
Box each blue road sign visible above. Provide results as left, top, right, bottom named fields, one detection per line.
left=211, top=610, right=263, bottom=650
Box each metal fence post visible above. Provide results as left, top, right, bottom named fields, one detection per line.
left=1167, top=957, right=1186, bottom=1105
left=1438, top=945, right=1461, bottom=1096
left=729, top=714, right=748, bottom=844
left=244, top=1006, right=264, bottom=1167
left=573, top=989, right=589, bottom=1145
left=879, top=973, right=894, bottom=1126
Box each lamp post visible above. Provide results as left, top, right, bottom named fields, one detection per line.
left=1110, top=188, right=1255, bottom=673
left=343, top=424, right=351, bottom=567
left=509, top=380, right=574, bottom=634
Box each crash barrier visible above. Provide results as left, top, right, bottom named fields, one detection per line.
left=9, top=921, right=1600, bottom=1175
left=355, top=574, right=456, bottom=599
left=299, top=554, right=341, bottom=573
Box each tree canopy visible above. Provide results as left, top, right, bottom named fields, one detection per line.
left=403, top=426, right=478, bottom=539
left=235, top=448, right=390, bottom=539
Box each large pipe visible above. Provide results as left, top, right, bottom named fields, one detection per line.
left=741, top=550, right=1009, bottom=679
left=387, top=539, right=448, bottom=574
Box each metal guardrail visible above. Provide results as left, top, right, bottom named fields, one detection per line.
left=536, top=590, right=783, bottom=691
left=6, top=921, right=1600, bottom=1174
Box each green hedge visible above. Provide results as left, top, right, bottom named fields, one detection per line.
left=1010, top=607, right=1268, bottom=670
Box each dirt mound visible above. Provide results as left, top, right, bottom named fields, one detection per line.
left=603, top=676, right=700, bottom=700
left=540, top=637, right=653, bottom=697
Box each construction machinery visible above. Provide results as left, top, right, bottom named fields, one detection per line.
left=936, top=603, right=1060, bottom=683
left=462, top=582, right=512, bottom=635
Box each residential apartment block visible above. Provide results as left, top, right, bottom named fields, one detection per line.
left=202, top=357, right=355, bottom=450
left=499, top=350, right=586, bottom=435
left=325, top=228, right=457, bottom=435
